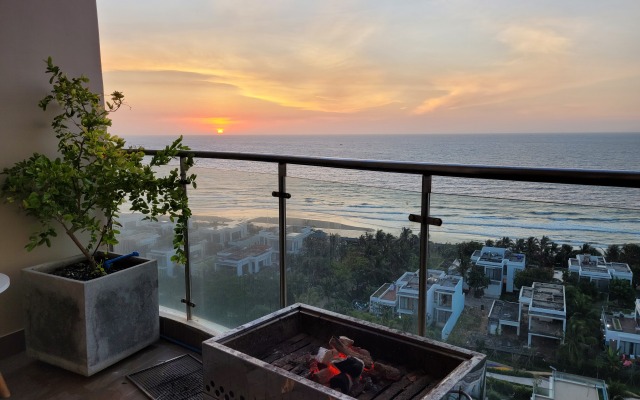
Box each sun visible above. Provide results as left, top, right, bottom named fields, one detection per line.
left=216, top=128, right=224, bottom=135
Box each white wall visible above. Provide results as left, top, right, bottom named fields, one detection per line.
left=0, top=0, right=103, bottom=338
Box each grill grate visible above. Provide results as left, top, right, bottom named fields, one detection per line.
left=127, top=354, right=203, bottom=400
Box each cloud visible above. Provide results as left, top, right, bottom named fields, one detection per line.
left=498, top=24, right=571, bottom=55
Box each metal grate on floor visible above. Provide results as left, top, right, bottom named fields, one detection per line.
left=127, top=354, right=203, bottom=400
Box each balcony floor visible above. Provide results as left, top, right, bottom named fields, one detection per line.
left=0, top=339, right=200, bottom=400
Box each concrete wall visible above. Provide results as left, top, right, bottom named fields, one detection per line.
left=0, top=0, right=103, bottom=340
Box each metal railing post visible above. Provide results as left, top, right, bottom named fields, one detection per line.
left=179, top=156, right=194, bottom=320
left=417, top=175, right=432, bottom=337
left=277, top=163, right=288, bottom=308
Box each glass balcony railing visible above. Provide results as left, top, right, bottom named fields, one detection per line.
left=115, top=150, right=639, bottom=347
left=286, top=173, right=422, bottom=334
left=187, top=165, right=280, bottom=330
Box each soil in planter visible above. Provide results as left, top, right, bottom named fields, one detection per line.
left=51, top=255, right=142, bottom=281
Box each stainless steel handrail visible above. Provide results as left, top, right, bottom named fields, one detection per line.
left=141, top=149, right=640, bottom=188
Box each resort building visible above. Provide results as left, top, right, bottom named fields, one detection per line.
left=568, top=254, right=633, bottom=291
left=601, top=299, right=640, bottom=359
left=370, top=269, right=464, bottom=340
left=204, top=221, right=250, bottom=246
left=470, top=246, right=526, bottom=298
left=257, top=226, right=315, bottom=263
left=531, top=370, right=609, bottom=400
left=487, top=300, right=521, bottom=336
left=519, top=282, right=566, bottom=347
left=148, top=241, right=206, bottom=278
left=215, top=245, right=273, bottom=276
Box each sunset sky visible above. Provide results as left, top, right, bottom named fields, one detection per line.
left=96, top=1, right=640, bottom=136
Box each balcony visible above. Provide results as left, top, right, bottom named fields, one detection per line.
left=1, top=147, right=639, bottom=398
left=2, top=3, right=639, bottom=397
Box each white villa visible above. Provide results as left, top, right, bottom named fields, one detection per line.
left=568, top=254, right=633, bottom=291
left=519, top=282, right=566, bottom=347
left=215, top=245, right=273, bottom=276
left=148, top=241, right=206, bottom=278
left=257, top=226, right=315, bottom=263
left=471, top=246, right=526, bottom=298
left=602, top=299, right=640, bottom=359
left=204, top=221, right=249, bottom=246
left=370, top=269, right=464, bottom=340
left=487, top=300, right=521, bottom=336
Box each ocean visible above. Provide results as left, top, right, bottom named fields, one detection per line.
left=125, top=133, right=640, bottom=248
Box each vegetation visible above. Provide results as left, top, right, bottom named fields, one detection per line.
left=0, top=58, right=196, bottom=277
left=486, top=377, right=532, bottom=400
left=486, top=368, right=535, bottom=378
left=514, top=267, right=554, bottom=288
left=608, top=278, right=636, bottom=308
left=467, top=265, right=490, bottom=295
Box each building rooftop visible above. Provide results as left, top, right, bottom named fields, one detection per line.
left=381, top=284, right=398, bottom=301
left=217, top=245, right=271, bottom=261
left=488, top=300, right=520, bottom=323
left=521, top=282, right=565, bottom=313
left=580, top=264, right=611, bottom=275
left=609, top=262, right=632, bottom=273
left=433, top=275, right=461, bottom=289
left=531, top=283, right=565, bottom=312
left=401, top=270, right=446, bottom=290
left=371, top=283, right=391, bottom=299
left=602, top=309, right=640, bottom=335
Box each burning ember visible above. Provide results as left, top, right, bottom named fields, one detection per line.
left=307, top=336, right=402, bottom=396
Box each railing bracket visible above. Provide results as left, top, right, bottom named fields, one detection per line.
left=181, top=299, right=196, bottom=308
left=272, top=191, right=291, bottom=199
left=408, top=214, right=443, bottom=226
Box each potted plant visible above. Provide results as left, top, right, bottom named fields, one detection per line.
left=0, top=58, right=196, bottom=376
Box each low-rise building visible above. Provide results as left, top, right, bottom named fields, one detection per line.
left=257, top=226, right=315, bottom=263
left=602, top=299, right=640, bottom=359
left=531, top=370, right=608, bottom=400
left=204, top=221, right=250, bottom=246
left=487, top=300, right=521, bottom=336
left=370, top=269, right=464, bottom=340
left=568, top=254, right=633, bottom=291
left=215, top=244, right=273, bottom=276
left=471, top=246, right=526, bottom=298
left=519, top=282, right=566, bottom=347
left=148, top=241, right=206, bottom=278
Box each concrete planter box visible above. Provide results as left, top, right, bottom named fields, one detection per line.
left=21, top=253, right=159, bottom=376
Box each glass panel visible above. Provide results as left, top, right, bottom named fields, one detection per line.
left=286, top=171, right=434, bottom=336
left=187, top=165, right=280, bottom=332
left=115, top=162, right=187, bottom=318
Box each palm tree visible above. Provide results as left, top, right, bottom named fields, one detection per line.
left=560, top=318, right=598, bottom=372
left=525, top=236, right=540, bottom=264
left=556, top=244, right=574, bottom=267
left=539, top=236, right=557, bottom=268
left=576, top=242, right=597, bottom=256
left=496, top=236, right=514, bottom=249
left=606, top=381, right=629, bottom=400
left=599, top=346, right=623, bottom=379
left=605, top=244, right=621, bottom=262
left=514, top=238, right=526, bottom=253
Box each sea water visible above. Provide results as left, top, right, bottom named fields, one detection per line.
left=125, top=133, right=640, bottom=247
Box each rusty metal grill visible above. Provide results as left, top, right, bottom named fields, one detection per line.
left=128, top=354, right=203, bottom=400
